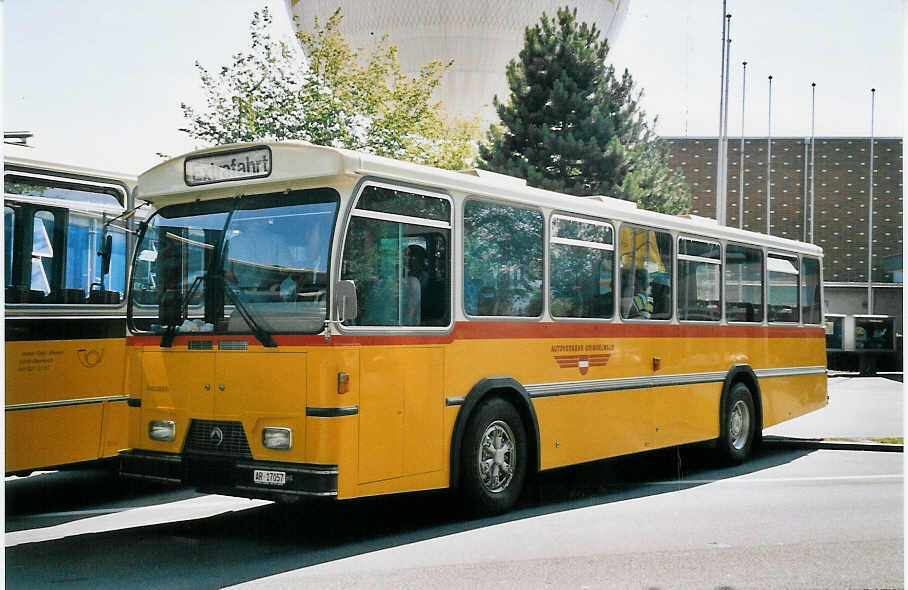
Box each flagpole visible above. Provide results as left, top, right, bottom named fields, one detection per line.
left=766, top=75, right=773, bottom=235
left=867, top=88, right=876, bottom=314
left=719, top=15, right=732, bottom=226
left=715, top=0, right=728, bottom=222
left=739, top=61, right=747, bottom=229
left=802, top=136, right=809, bottom=242
left=810, top=82, right=816, bottom=243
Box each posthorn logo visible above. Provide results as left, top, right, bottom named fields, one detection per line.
left=77, top=348, right=104, bottom=368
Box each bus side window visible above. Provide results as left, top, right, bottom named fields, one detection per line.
left=550, top=215, right=614, bottom=319
left=341, top=184, right=451, bottom=328
left=725, top=244, right=763, bottom=322
left=768, top=254, right=799, bottom=323
left=801, top=256, right=821, bottom=325
left=5, top=176, right=128, bottom=306
left=31, top=211, right=57, bottom=298
left=65, top=213, right=127, bottom=304
left=678, top=238, right=721, bottom=322
left=619, top=226, right=672, bottom=320
left=463, top=200, right=543, bottom=318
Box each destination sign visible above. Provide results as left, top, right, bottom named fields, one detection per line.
left=184, top=146, right=272, bottom=186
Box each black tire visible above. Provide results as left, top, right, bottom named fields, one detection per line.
left=461, top=397, right=528, bottom=515
left=717, top=382, right=757, bottom=465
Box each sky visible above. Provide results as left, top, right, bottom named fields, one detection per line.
left=2, top=0, right=904, bottom=175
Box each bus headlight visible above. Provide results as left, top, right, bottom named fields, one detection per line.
left=148, top=420, right=175, bottom=442
left=262, top=427, right=292, bottom=450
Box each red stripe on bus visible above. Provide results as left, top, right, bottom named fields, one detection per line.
left=127, top=323, right=824, bottom=348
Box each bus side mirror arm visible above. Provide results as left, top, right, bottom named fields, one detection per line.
left=92, top=234, right=114, bottom=293
left=325, top=280, right=358, bottom=340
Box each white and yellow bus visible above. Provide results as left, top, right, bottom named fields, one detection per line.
left=5, top=154, right=137, bottom=474
left=119, top=142, right=826, bottom=513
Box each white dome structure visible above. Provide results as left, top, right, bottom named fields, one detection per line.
left=285, top=0, right=629, bottom=126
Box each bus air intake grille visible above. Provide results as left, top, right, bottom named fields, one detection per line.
left=219, top=340, right=249, bottom=351
left=184, top=420, right=253, bottom=458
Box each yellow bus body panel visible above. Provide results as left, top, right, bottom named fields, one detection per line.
left=5, top=337, right=127, bottom=472
left=128, top=330, right=825, bottom=499
left=357, top=346, right=445, bottom=485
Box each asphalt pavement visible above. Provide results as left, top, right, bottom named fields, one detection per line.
left=763, top=374, right=903, bottom=450
left=221, top=374, right=904, bottom=590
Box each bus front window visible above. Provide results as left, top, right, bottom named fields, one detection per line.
left=129, top=188, right=339, bottom=337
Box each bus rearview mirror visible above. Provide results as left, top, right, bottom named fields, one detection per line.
left=335, top=280, right=358, bottom=322
left=99, top=234, right=113, bottom=277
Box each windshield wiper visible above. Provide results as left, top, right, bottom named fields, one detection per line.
left=209, top=196, right=276, bottom=348
left=156, top=195, right=277, bottom=349
left=160, top=273, right=206, bottom=348
left=220, top=277, right=277, bottom=348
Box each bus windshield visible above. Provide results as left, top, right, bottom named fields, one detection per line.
left=128, top=188, right=338, bottom=339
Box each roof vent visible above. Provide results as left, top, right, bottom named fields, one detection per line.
left=677, top=214, right=719, bottom=224
left=457, top=168, right=527, bottom=187
left=583, top=195, right=638, bottom=209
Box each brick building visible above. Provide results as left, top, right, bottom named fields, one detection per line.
left=663, top=136, right=903, bottom=331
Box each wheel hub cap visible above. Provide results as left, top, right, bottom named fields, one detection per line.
left=479, top=420, right=516, bottom=493
left=729, top=399, right=751, bottom=450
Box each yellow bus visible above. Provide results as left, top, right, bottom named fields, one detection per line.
left=119, top=142, right=826, bottom=513
left=5, top=154, right=137, bottom=474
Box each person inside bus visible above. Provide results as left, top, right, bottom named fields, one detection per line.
left=651, top=272, right=671, bottom=319
left=623, top=268, right=653, bottom=319
left=350, top=223, right=397, bottom=326
left=225, top=216, right=304, bottom=299
left=401, top=244, right=425, bottom=325
left=420, top=241, right=448, bottom=325
left=295, top=220, right=329, bottom=284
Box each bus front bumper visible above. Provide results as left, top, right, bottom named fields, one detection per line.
left=119, top=450, right=338, bottom=499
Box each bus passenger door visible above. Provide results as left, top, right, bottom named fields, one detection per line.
left=357, top=346, right=445, bottom=484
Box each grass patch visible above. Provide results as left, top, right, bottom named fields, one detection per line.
left=827, top=437, right=903, bottom=445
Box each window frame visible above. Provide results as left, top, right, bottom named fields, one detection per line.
left=337, top=178, right=454, bottom=334
left=548, top=212, right=616, bottom=322
left=616, top=222, right=675, bottom=323
left=677, top=235, right=722, bottom=324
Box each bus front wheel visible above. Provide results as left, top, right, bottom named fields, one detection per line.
left=718, top=383, right=757, bottom=465
left=461, top=397, right=527, bottom=515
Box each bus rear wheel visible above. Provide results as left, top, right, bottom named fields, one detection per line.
left=461, top=397, right=527, bottom=515
left=718, top=383, right=756, bottom=465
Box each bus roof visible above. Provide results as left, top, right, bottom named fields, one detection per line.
left=4, top=152, right=137, bottom=189
left=138, top=141, right=823, bottom=257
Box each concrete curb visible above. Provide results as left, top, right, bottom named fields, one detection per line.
left=762, top=435, right=903, bottom=453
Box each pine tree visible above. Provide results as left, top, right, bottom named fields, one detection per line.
left=479, top=7, right=690, bottom=214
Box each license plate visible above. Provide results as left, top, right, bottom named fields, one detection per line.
left=253, top=469, right=286, bottom=486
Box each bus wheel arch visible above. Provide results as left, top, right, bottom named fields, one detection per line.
left=718, top=365, right=763, bottom=463
left=449, top=378, right=540, bottom=495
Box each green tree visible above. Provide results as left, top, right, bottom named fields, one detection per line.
left=479, top=7, right=689, bottom=214
left=179, top=7, right=479, bottom=169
